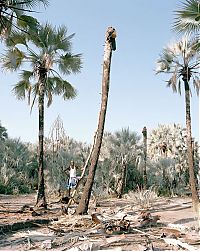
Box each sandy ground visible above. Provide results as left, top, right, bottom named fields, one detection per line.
left=0, top=194, right=199, bottom=250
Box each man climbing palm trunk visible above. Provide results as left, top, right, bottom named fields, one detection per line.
left=76, top=27, right=117, bottom=214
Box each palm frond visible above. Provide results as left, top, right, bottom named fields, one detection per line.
left=0, top=15, right=12, bottom=37
left=30, top=23, right=54, bottom=49
left=167, top=72, right=178, bottom=93
left=155, top=55, right=172, bottom=74
left=52, top=25, right=74, bottom=51
left=193, top=76, right=200, bottom=95
left=47, top=76, right=77, bottom=100
left=10, top=0, right=49, bottom=9
left=58, top=53, right=82, bottom=75
left=30, top=83, right=39, bottom=111
left=20, top=69, right=34, bottom=81
left=46, top=90, right=52, bottom=107
left=12, top=79, right=31, bottom=100
left=173, top=0, right=200, bottom=34
left=1, top=47, right=25, bottom=71
left=5, top=30, right=27, bottom=46
left=17, top=14, right=39, bottom=30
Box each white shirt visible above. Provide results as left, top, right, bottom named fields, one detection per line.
left=70, top=167, right=76, bottom=178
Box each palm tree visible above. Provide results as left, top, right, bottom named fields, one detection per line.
left=156, top=36, right=200, bottom=210
left=0, top=0, right=48, bottom=37
left=173, top=0, right=200, bottom=34
left=1, top=23, right=82, bottom=207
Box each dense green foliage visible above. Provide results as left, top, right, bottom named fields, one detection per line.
left=0, top=129, right=38, bottom=194
left=0, top=122, right=199, bottom=197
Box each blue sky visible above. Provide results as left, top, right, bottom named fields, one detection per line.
left=0, top=0, right=199, bottom=144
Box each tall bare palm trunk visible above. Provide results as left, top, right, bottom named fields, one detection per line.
left=36, top=74, right=47, bottom=208
left=184, top=80, right=199, bottom=211
left=75, top=27, right=116, bottom=214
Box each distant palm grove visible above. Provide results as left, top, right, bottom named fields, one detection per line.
left=0, top=0, right=199, bottom=213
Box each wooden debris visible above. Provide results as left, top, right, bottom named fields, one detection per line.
left=31, top=210, right=42, bottom=216
left=163, top=238, right=199, bottom=251
left=61, top=205, right=68, bottom=215
left=161, top=227, right=182, bottom=238
left=103, top=216, right=130, bottom=234
left=105, top=234, right=126, bottom=244
left=137, top=211, right=161, bottom=228
left=99, top=248, right=122, bottom=251
left=91, top=213, right=102, bottom=224
left=184, top=231, right=200, bottom=245
left=91, top=213, right=130, bottom=234
left=41, top=239, right=52, bottom=249
left=138, top=244, right=154, bottom=251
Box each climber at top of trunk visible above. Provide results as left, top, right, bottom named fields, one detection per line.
left=106, top=26, right=117, bottom=51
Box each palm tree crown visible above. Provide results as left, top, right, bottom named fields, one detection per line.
left=2, top=23, right=82, bottom=105
left=0, top=0, right=48, bottom=36
left=156, top=36, right=199, bottom=94
left=173, top=0, right=200, bottom=34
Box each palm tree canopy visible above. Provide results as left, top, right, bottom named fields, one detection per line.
left=156, top=36, right=200, bottom=95
left=0, top=0, right=49, bottom=37
left=1, top=23, right=82, bottom=107
left=101, top=128, right=141, bottom=163
left=173, top=0, right=200, bottom=34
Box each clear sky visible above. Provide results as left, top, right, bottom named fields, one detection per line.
left=0, top=0, right=199, bottom=144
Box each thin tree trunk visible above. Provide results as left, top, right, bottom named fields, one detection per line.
left=184, top=80, right=199, bottom=211
left=75, top=27, right=116, bottom=214
left=36, top=76, right=47, bottom=208
left=117, top=159, right=127, bottom=198
left=142, top=126, right=147, bottom=189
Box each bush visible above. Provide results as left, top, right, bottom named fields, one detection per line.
left=126, top=187, right=158, bottom=209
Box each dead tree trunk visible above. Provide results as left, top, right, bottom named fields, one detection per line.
left=75, top=27, right=116, bottom=214
left=117, top=158, right=127, bottom=198
left=142, top=126, right=147, bottom=189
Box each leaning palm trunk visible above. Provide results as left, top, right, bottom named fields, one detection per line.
left=184, top=80, right=199, bottom=211
left=75, top=27, right=116, bottom=214
left=36, top=74, right=47, bottom=208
